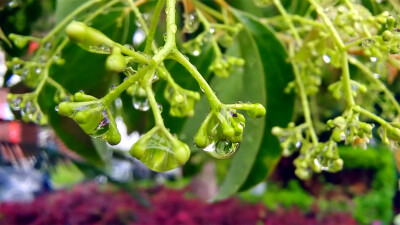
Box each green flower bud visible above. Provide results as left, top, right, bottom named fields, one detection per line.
left=382, top=30, right=393, bottom=42
left=66, top=21, right=115, bottom=54
left=105, top=47, right=126, bottom=72
left=129, top=127, right=190, bottom=172
left=331, top=128, right=345, bottom=142
left=247, top=103, right=266, bottom=118
left=8, top=34, right=30, bottom=48
left=164, top=84, right=200, bottom=117
left=331, top=158, right=343, bottom=171
left=58, top=100, right=120, bottom=145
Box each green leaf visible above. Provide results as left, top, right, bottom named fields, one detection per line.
left=233, top=10, right=295, bottom=191
left=180, top=11, right=275, bottom=201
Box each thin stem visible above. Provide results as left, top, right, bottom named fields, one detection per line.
left=144, top=0, right=165, bottom=54
left=43, top=0, right=104, bottom=43
left=197, top=10, right=222, bottom=57
left=349, top=56, right=400, bottom=114
left=172, top=49, right=221, bottom=108
left=126, top=0, right=149, bottom=34
left=308, top=0, right=344, bottom=49
left=46, top=77, right=65, bottom=90
left=353, top=105, right=390, bottom=126
left=345, top=36, right=380, bottom=50
left=293, top=62, right=319, bottom=145
left=144, top=69, right=164, bottom=126
left=341, top=52, right=355, bottom=107
left=103, top=67, right=149, bottom=106
left=272, top=0, right=302, bottom=45
left=191, top=0, right=224, bottom=21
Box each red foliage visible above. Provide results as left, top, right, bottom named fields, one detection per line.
left=0, top=182, right=357, bottom=225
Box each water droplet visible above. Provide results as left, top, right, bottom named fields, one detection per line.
left=157, top=103, right=163, bottom=113
left=163, top=33, right=167, bottom=41
left=133, top=95, right=150, bottom=111
left=55, top=106, right=59, bottom=112
left=132, top=28, right=146, bottom=48
left=192, top=49, right=200, bottom=56
left=110, top=85, right=117, bottom=91
left=44, top=42, right=52, bottom=51
left=184, top=11, right=200, bottom=33
left=12, top=64, right=21, bottom=71
left=88, top=44, right=112, bottom=54
left=295, top=141, right=302, bottom=148
left=92, top=110, right=110, bottom=137
left=9, top=97, right=22, bottom=110
left=203, top=141, right=240, bottom=159
left=53, top=53, right=65, bottom=65
left=362, top=39, right=375, bottom=48
left=210, top=28, right=215, bottom=34
left=373, top=73, right=380, bottom=78
left=124, top=44, right=134, bottom=50
left=124, top=67, right=137, bottom=77
left=38, top=55, right=47, bottom=63
left=79, top=90, right=84, bottom=93
left=322, top=55, right=331, bottom=63
left=21, top=69, right=28, bottom=78
left=370, top=56, right=378, bottom=62
left=35, top=67, right=42, bottom=74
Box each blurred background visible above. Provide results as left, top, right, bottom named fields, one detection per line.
left=0, top=0, right=399, bottom=224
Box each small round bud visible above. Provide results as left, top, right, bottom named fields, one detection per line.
left=382, top=30, right=393, bottom=42
left=247, top=103, right=266, bottom=118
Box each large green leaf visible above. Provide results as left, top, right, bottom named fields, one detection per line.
left=179, top=11, right=270, bottom=201
left=233, top=10, right=295, bottom=191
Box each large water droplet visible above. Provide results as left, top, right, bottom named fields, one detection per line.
left=203, top=141, right=240, bottom=159
left=184, top=11, right=200, bottom=33
left=92, top=110, right=110, bottom=137
left=370, top=56, right=378, bottom=62
left=133, top=95, right=150, bottom=111
left=88, top=44, right=112, bottom=54
left=132, top=28, right=146, bottom=48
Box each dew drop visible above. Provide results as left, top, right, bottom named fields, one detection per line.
left=370, top=56, right=378, bottom=62
left=133, top=95, right=150, bottom=111
left=132, top=28, right=146, bottom=48
left=184, top=11, right=200, bottom=33
left=12, top=64, right=21, bottom=71
left=110, top=84, right=117, bottom=91
left=79, top=90, right=84, bottom=93
left=55, top=106, right=59, bottom=112
left=210, top=28, right=215, bottom=34
left=44, top=42, right=52, bottom=51
left=88, top=44, right=112, bottom=54
left=35, top=67, right=42, bottom=74
left=192, top=49, right=200, bottom=56
left=295, top=141, right=302, bottom=148
left=203, top=141, right=240, bottom=159
left=322, top=54, right=331, bottom=63
left=92, top=110, right=110, bottom=137
left=124, top=44, right=134, bottom=50
left=9, top=97, right=22, bottom=110
left=373, top=73, right=380, bottom=78
left=157, top=103, right=163, bottom=113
